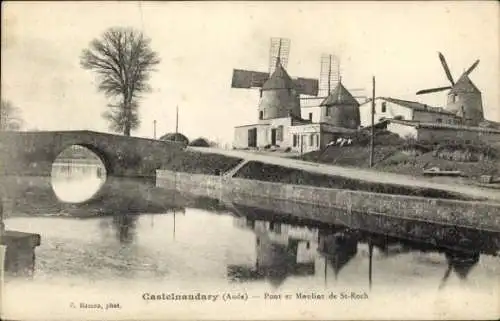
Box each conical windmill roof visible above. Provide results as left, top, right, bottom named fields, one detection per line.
left=320, top=82, right=360, bottom=106
left=449, top=74, right=481, bottom=94
left=262, top=59, right=296, bottom=90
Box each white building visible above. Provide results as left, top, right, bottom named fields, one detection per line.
left=233, top=59, right=361, bottom=152
left=359, top=97, right=461, bottom=127
left=386, top=119, right=500, bottom=144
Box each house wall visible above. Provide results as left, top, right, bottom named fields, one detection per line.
left=233, top=124, right=270, bottom=149
left=268, top=117, right=293, bottom=148
left=233, top=126, right=250, bottom=148
left=300, top=106, right=322, bottom=123
left=413, top=110, right=459, bottom=124
left=289, top=124, right=322, bottom=153
left=257, top=126, right=270, bottom=147
left=359, top=99, right=413, bottom=127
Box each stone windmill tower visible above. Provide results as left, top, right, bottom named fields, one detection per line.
left=416, top=52, right=484, bottom=126
left=230, top=37, right=320, bottom=122
left=317, top=54, right=364, bottom=129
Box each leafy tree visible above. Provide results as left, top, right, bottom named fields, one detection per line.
left=0, top=99, right=23, bottom=131
left=80, top=27, right=160, bottom=136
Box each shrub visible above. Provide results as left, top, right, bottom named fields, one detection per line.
left=189, top=138, right=210, bottom=147
left=159, top=132, right=189, bottom=145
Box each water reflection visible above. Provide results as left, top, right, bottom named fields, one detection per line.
left=318, top=228, right=358, bottom=280
left=439, top=251, right=480, bottom=289
left=2, top=186, right=496, bottom=297
left=226, top=203, right=489, bottom=290
left=229, top=217, right=317, bottom=287
left=111, top=214, right=139, bottom=244
left=51, top=145, right=107, bottom=203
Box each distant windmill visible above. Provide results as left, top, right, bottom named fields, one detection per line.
left=318, top=54, right=367, bottom=101
left=231, top=37, right=319, bottom=98
left=416, top=52, right=484, bottom=125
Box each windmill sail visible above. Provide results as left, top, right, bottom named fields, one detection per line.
left=231, top=69, right=269, bottom=89
left=319, top=54, right=340, bottom=97
left=416, top=86, right=452, bottom=95
left=269, top=37, right=290, bottom=74
left=294, top=78, right=319, bottom=96
left=463, top=59, right=480, bottom=77
left=438, top=52, right=455, bottom=85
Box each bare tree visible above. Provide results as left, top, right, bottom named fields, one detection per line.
left=0, top=99, right=23, bottom=131
left=80, top=27, right=160, bottom=136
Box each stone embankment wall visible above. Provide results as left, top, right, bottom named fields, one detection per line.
left=156, top=169, right=500, bottom=232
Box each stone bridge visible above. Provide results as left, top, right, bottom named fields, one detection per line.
left=0, top=130, right=185, bottom=177
left=0, top=130, right=186, bottom=211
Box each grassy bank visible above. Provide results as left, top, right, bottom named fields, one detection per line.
left=298, top=137, right=500, bottom=184
left=159, top=150, right=242, bottom=175
left=233, top=161, right=473, bottom=200
left=159, top=148, right=483, bottom=200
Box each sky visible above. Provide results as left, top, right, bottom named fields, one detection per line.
left=2, top=1, right=499, bottom=145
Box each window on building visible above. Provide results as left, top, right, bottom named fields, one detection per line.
left=381, top=102, right=387, bottom=113
left=316, top=134, right=320, bottom=147
left=269, top=221, right=281, bottom=233
left=309, top=134, right=314, bottom=146
left=308, top=113, right=313, bottom=121
left=326, top=107, right=330, bottom=116
left=259, top=111, right=263, bottom=120
left=293, top=134, right=298, bottom=147
left=451, top=94, right=457, bottom=103
left=436, top=118, right=442, bottom=123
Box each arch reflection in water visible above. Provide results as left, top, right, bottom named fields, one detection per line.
left=51, top=145, right=107, bottom=203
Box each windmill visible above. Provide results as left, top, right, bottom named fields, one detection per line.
left=318, top=54, right=367, bottom=101
left=416, top=52, right=484, bottom=125
left=231, top=37, right=320, bottom=101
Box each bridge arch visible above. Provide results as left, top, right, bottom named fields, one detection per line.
left=1, top=130, right=185, bottom=207
left=52, top=142, right=114, bottom=177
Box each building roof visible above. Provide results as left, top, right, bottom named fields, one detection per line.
left=449, top=74, right=481, bottom=94
left=320, top=82, right=360, bottom=106
left=388, top=119, right=500, bottom=134
left=479, top=119, right=500, bottom=129
left=262, top=58, right=296, bottom=91
left=376, top=97, right=457, bottom=116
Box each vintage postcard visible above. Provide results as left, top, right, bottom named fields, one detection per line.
left=1, top=1, right=499, bottom=320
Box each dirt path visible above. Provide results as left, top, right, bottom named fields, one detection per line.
left=189, top=147, right=500, bottom=203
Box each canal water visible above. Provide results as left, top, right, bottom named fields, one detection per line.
left=2, top=148, right=499, bottom=320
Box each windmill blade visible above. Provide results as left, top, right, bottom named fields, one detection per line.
left=231, top=69, right=269, bottom=89
left=269, top=37, right=291, bottom=74
left=294, top=77, right=319, bottom=96
left=416, top=86, right=452, bottom=95
left=464, top=59, right=480, bottom=77
left=319, top=54, right=340, bottom=96
left=438, top=52, right=455, bottom=85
